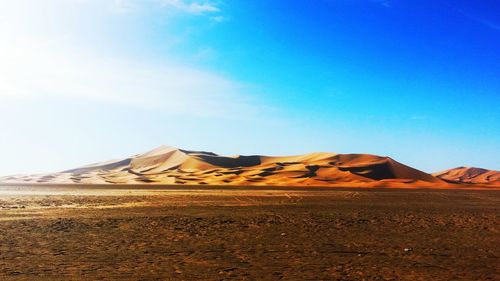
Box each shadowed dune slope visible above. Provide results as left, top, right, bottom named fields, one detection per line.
left=433, top=167, right=500, bottom=185
left=0, top=145, right=495, bottom=188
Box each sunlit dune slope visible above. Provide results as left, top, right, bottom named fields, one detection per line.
left=433, top=167, right=500, bottom=185
left=0, top=145, right=490, bottom=187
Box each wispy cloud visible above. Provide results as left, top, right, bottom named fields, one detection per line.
left=447, top=3, right=500, bottom=32
left=210, top=15, right=226, bottom=23
left=410, top=115, right=428, bottom=121
left=372, top=0, right=391, bottom=8
left=462, top=13, right=500, bottom=32
left=161, top=0, right=220, bottom=15
left=0, top=0, right=258, bottom=118
left=102, top=0, right=224, bottom=18
left=0, top=44, right=257, bottom=117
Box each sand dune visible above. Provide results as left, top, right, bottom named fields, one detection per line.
left=433, top=167, right=500, bottom=185
left=0, top=145, right=496, bottom=187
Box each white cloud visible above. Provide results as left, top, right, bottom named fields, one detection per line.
left=0, top=44, right=256, bottom=117
left=161, top=0, right=220, bottom=15
left=0, top=0, right=259, bottom=118
left=211, top=16, right=226, bottom=22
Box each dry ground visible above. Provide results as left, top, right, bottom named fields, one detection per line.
left=0, top=185, right=498, bottom=280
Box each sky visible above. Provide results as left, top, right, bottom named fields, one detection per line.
left=0, top=0, right=498, bottom=175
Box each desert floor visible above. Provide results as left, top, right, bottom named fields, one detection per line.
left=0, top=185, right=498, bottom=280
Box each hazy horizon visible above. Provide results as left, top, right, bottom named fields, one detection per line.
left=1, top=0, right=499, bottom=175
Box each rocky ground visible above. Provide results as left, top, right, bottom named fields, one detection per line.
left=0, top=186, right=498, bottom=280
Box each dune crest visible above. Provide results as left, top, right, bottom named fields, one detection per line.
left=1, top=146, right=497, bottom=188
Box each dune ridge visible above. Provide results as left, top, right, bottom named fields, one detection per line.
left=1, top=145, right=497, bottom=188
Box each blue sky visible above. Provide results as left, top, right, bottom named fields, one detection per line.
left=0, top=0, right=498, bottom=174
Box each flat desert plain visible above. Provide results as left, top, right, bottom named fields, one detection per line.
left=0, top=185, right=498, bottom=280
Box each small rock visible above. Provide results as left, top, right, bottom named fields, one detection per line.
left=280, top=232, right=287, bottom=236
left=404, top=248, right=413, bottom=252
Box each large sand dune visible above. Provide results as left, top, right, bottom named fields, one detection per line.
left=1, top=145, right=497, bottom=187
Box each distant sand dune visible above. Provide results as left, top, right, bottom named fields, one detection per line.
left=433, top=167, right=500, bottom=185
left=1, top=145, right=498, bottom=187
